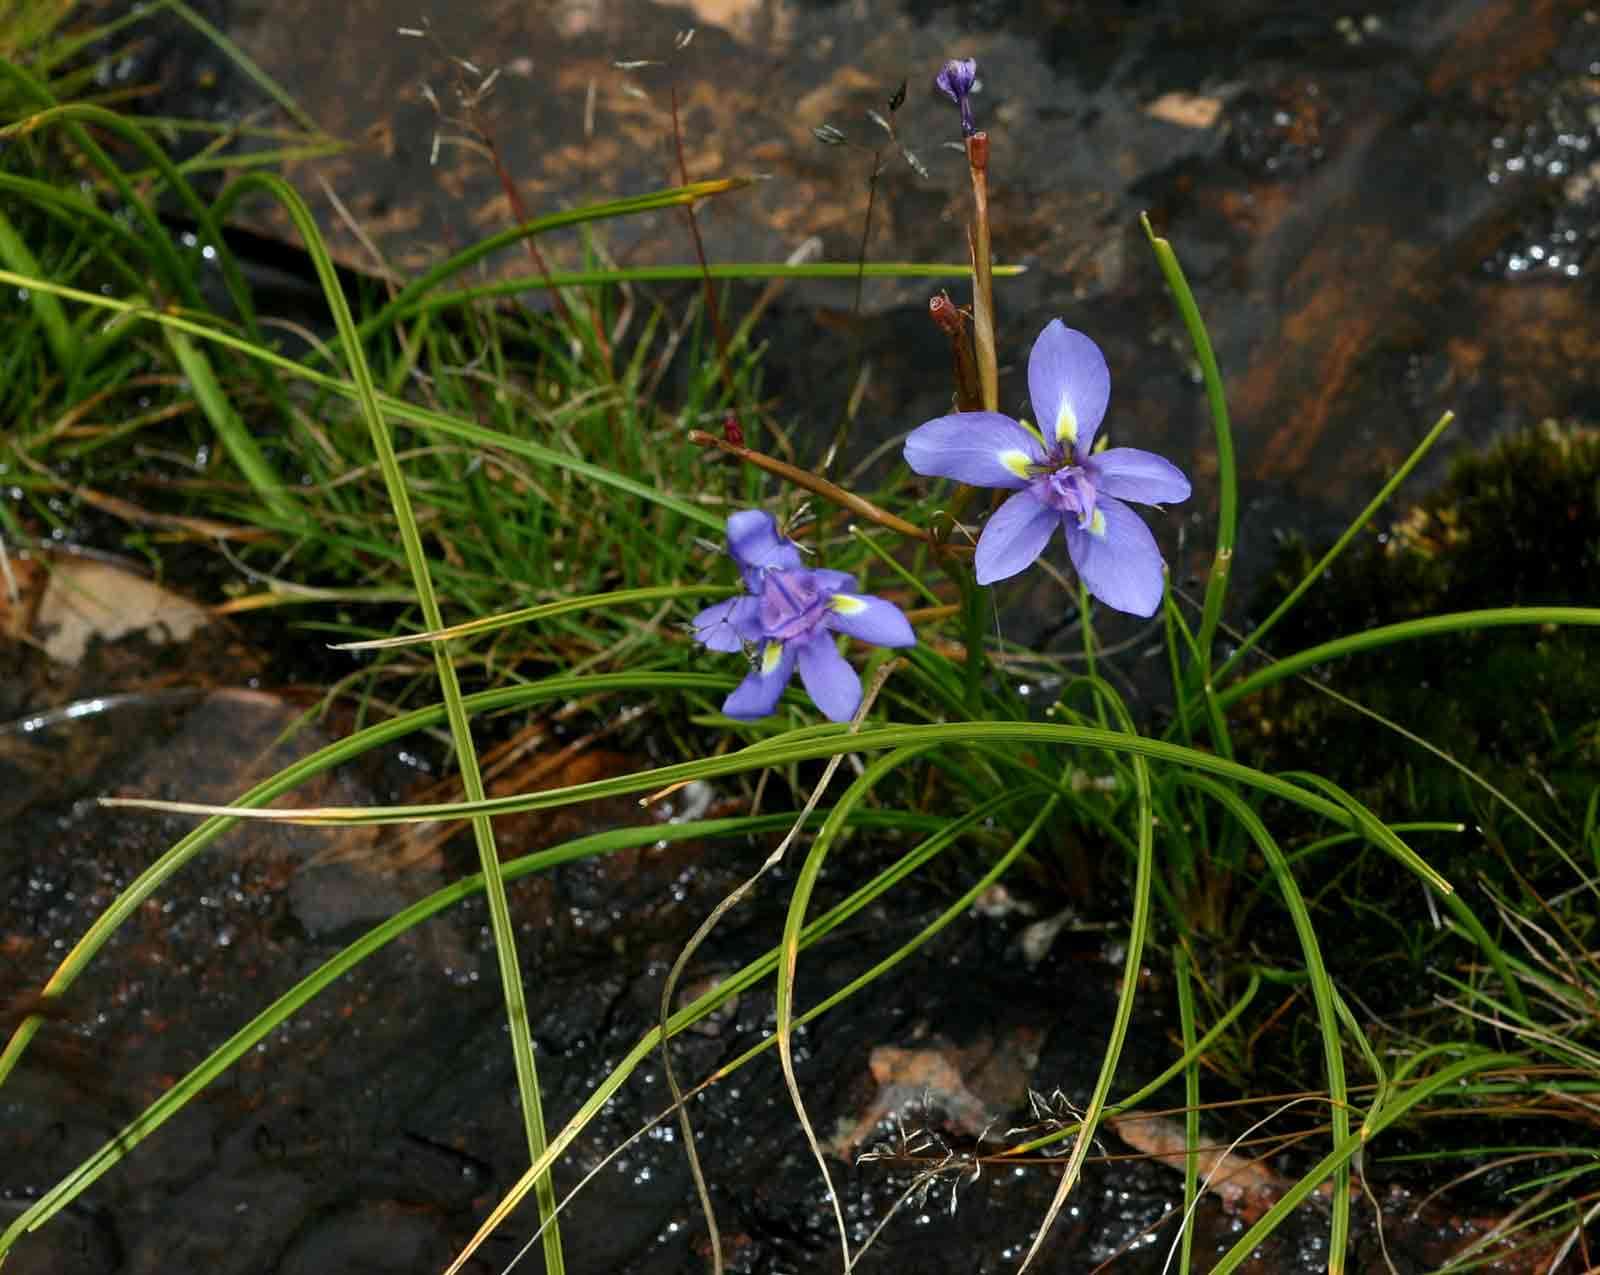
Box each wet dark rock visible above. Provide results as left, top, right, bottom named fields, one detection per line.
left=66, top=0, right=1599, bottom=630
left=0, top=1198, right=120, bottom=1275
left=1224, top=80, right=1337, bottom=179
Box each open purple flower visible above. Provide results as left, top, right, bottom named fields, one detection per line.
left=903, top=320, right=1191, bottom=617
left=935, top=57, right=979, bottom=136
left=692, top=510, right=916, bottom=722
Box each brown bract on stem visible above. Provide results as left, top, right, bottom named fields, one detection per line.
left=929, top=293, right=982, bottom=413
left=686, top=429, right=971, bottom=554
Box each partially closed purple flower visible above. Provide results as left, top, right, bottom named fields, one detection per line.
left=692, top=510, right=916, bottom=722
left=903, top=320, right=1191, bottom=617
left=935, top=57, right=978, bottom=136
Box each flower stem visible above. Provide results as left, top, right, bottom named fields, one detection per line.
left=961, top=574, right=986, bottom=714
left=948, top=131, right=1000, bottom=695
left=688, top=430, right=966, bottom=551
left=966, top=132, right=998, bottom=413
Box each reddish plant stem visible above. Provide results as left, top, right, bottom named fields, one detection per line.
left=817, top=142, right=886, bottom=482
left=468, top=101, right=613, bottom=370
left=672, top=85, right=737, bottom=409
left=688, top=430, right=970, bottom=552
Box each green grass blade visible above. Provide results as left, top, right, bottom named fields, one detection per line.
left=717, top=795, right=1048, bottom=1084
left=1287, top=770, right=1526, bottom=1019
left=1183, top=777, right=1352, bottom=1272
left=1005, top=971, right=1263, bottom=1158
left=164, top=326, right=299, bottom=521
left=775, top=744, right=932, bottom=1266
left=100, top=721, right=1426, bottom=833
left=0, top=64, right=193, bottom=304
left=1141, top=214, right=1236, bottom=671
left=382, top=260, right=1025, bottom=326
left=226, top=168, right=566, bottom=1271
left=4, top=803, right=962, bottom=1249
left=3, top=101, right=259, bottom=332
left=1215, top=410, right=1456, bottom=683
left=1216, top=607, right=1600, bottom=710
left=1206, top=1052, right=1525, bottom=1275
left=1018, top=690, right=1157, bottom=1271
left=209, top=177, right=756, bottom=359
left=1175, top=946, right=1200, bottom=1275
left=331, top=583, right=733, bottom=650
left=0, top=267, right=728, bottom=531
left=443, top=795, right=1031, bottom=1275
left=164, top=0, right=324, bottom=135
left=0, top=206, right=75, bottom=375
left=22, top=0, right=171, bottom=76
left=0, top=673, right=749, bottom=1091
left=0, top=811, right=818, bottom=1246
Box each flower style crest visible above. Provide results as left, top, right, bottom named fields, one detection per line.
left=692, top=511, right=916, bottom=722
left=903, top=320, right=1191, bottom=617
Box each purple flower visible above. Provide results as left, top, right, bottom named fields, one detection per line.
left=935, top=57, right=978, bottom=136
left=903, top=320, right=1191, bottom=617
left=692, top=511, right=916, bottom=722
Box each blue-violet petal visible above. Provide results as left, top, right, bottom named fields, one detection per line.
left=795, top=634, right=862, bottom=722
left=692, top=596, right=761, bottom=652
left=1084, top=447, right=1191, bottom=506
left=974, top=489, right=1060, bottom=585
left=903, top=413, right=1043, bottom=489
left=825, top=593, right=916, bottom=647
left=1063, top=494, right=1166, bottom=617
left=722, top=641, right=797, bottom=718
left=726, top=509, right=802, bottom=587
left=1027, top=320, right=1110, bottom=454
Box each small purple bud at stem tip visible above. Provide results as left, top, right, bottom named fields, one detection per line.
left=935, top=57, right=978, bottom=137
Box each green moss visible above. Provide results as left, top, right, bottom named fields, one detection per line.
left=1244, top=420, right=1600, bottom=894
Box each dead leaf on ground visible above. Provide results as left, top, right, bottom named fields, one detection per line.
left=1144, top=92, right=1224, bottom=129
left=32, top=558, right=212, bottom=665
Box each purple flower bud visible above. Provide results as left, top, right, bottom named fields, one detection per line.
left=935, top=57, right=978, bottom=136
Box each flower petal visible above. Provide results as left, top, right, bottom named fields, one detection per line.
left=903, top=413, right=1043, bottom=489
left=1084, top=447, right=1191, bottom=506
left=826, top=593, right=916, bottom=648
left=1064, top=494, right=1167, bottom=617
left=691, top=596, right=761, bottom=652
left=974, top=489, right=1061, bottom=585
left=935, top=58, right=976, bottom=102
left=1027, top=320, right=1109, bottom=454
left=722, top=640, right=797, bottom=719
left=795, top=634, right=862, bottom=723
left=726, top=509, right=802, bottom=587
left=811, top=568, right=858, bottom=595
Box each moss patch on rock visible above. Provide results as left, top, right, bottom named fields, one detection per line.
left=1242, top=419, right=1600, bottom=897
